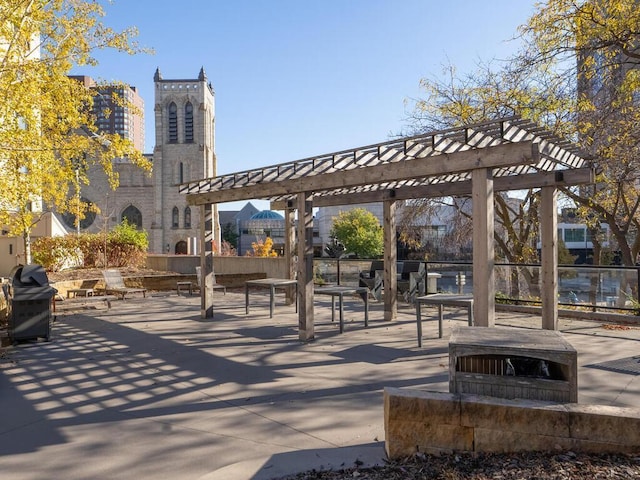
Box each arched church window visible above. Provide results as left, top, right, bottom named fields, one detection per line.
left=122, top=205, right=142, bottom=229
left=175, top=241, right=188, bottom=255
left=184, top=206, right=191, bottom=228
left=168, top=102, right=178, bottom=143
left=184, top=102, right=194, bottom=143
left=172, top=206, right=179, bottom=228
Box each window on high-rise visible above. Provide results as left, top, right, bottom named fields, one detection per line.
left=564, top=228, right=585, bottom=243
left=168, top=102, right=178, bottom=143
left=185, top=102, right=194, bottom=143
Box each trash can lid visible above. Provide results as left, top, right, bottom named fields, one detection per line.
left=17, top=264, right=49, bottom=286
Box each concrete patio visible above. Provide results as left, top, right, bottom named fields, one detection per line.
left=0, top=290, right=639, bottom=479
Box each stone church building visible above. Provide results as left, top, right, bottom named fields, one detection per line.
left=78, top=67, right=219, bottom=255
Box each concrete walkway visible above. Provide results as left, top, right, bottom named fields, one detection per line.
left=0, top=291, right=639, bottom=479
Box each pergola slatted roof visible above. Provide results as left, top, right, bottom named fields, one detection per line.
left=181, top=116, right=588, bottom=208
left=185, top=115, right=594, bottom=338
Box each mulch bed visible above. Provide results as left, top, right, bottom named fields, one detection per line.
left=274, top=451, right=640, bottom=479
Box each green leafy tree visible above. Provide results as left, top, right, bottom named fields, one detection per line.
left=221, top=222, right=239, bottom=248
left=0, top=0, right=151, bottom=263
left=330, top=208, right=383, bottom=259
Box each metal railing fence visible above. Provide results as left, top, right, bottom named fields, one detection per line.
left=312, top=258, right=640, bottom=314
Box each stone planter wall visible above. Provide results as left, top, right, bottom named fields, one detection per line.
left=384, top=388, right=640, bottom=458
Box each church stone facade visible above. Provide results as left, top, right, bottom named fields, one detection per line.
left=80, top=68, right=219, bottom=255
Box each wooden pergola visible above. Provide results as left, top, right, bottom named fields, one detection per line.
left=181, top=116, right=593, bottom=341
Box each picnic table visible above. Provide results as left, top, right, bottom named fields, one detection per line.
left=245, top=278, right=297, bottom=318
left=314, top=286, right=369, bottom=333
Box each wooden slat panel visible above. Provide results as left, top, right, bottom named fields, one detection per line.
left=188, top=141, right=537, bottom=205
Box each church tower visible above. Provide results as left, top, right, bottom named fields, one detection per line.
left=151, top=67, right=218, bottom=254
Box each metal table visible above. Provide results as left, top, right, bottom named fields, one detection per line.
left=415, top=294, right=474, bottom=346
left=314, top=286, right=369, bottom=333
left=245, top=278, right=297, bottom=318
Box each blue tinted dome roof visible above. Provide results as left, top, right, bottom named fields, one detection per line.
left=250, top=210, right=284, bottom=220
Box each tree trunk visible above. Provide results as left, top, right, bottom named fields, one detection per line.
left=23, top=231, right=32, bottom=265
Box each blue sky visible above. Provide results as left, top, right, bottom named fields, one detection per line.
left=74, top=1, right=538, bottom=209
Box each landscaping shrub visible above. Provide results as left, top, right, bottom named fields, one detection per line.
left=32, top=236, right=82, bottom=271
left=32, top=220, right=148, bottom=271
left=105, top=220, right=148, bottom=267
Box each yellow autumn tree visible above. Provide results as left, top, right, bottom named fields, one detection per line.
left=248, top=237, right=279, bottom=257
left=407, top=0, right=640, bottom=267
left=0, top=0, right=151, bottom=263
left=521, top=0, right=640, bottom=266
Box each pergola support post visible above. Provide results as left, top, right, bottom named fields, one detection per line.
left=383, top=196, right=397, bottom=321
left=284, top=207, right=296, bottom=304
left=297, top=192, right=314, bottom=341
left=200, top=203, right=214, bottom=319
left=541, top=185, right=559, bottom=330
left=472, top=168, right=495, bottom=327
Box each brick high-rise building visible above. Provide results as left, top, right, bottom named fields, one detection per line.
left=70, top=75, right=145, bottom=152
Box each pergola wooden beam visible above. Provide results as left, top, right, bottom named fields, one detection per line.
left=269, top=167, right=595, bottom=209
left=187, top=141, right=538, bottom=206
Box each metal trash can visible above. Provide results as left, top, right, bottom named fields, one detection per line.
left=6, top=264, right=56, bottom=344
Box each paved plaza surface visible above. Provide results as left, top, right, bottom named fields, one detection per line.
left=1, top=290, right=639, bottom=479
